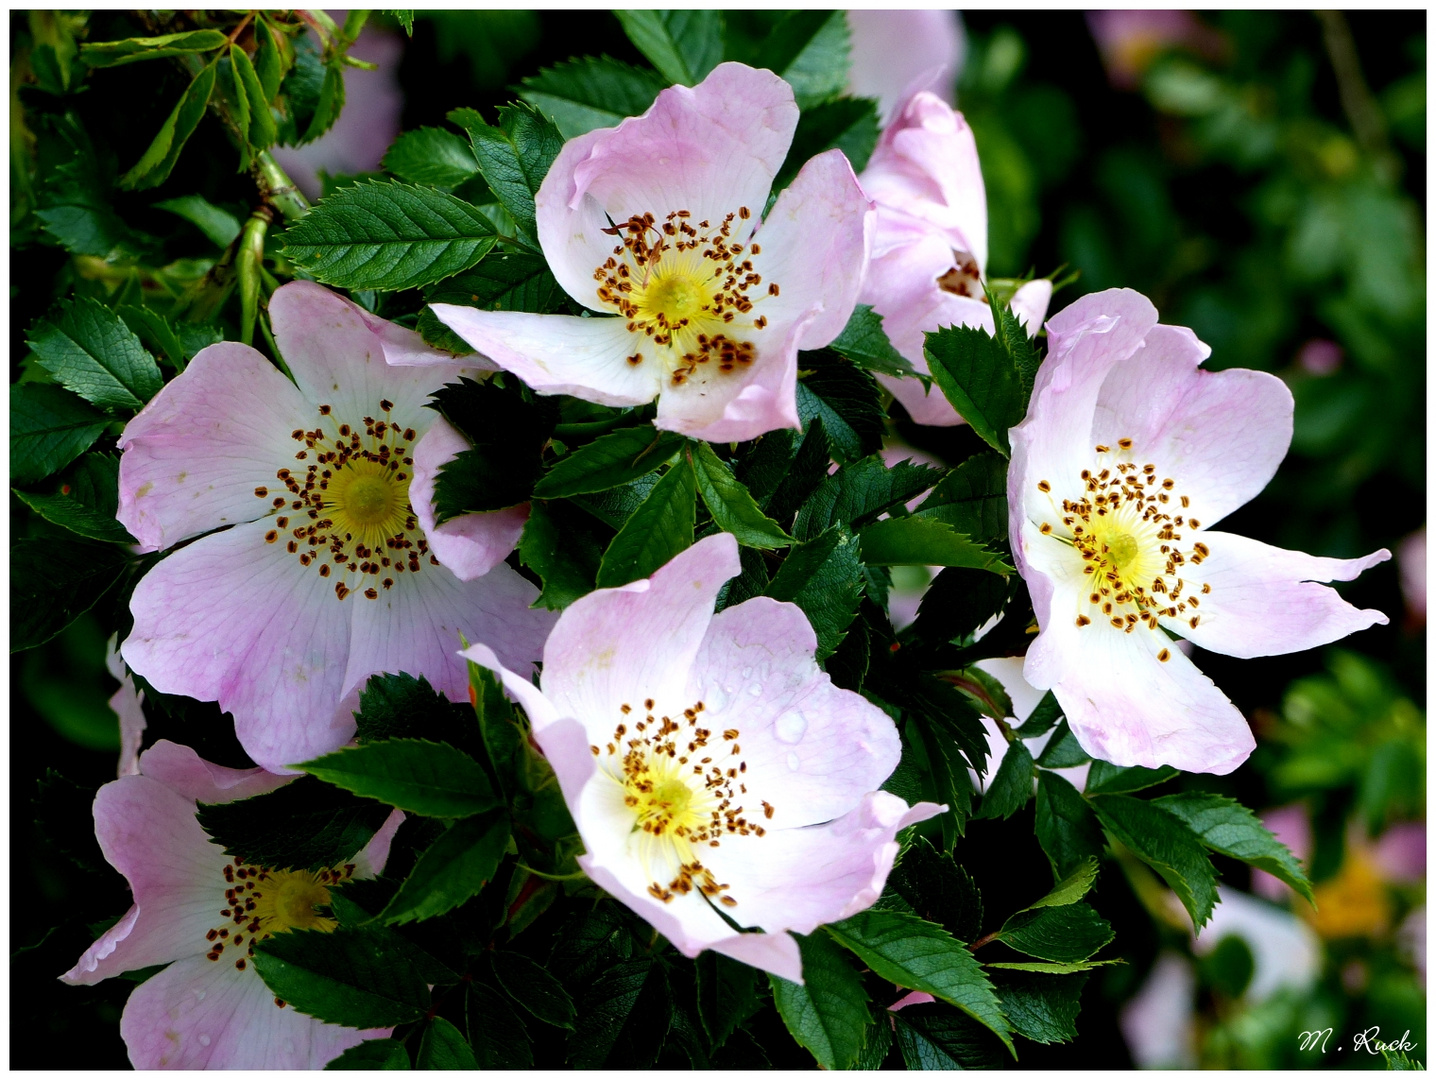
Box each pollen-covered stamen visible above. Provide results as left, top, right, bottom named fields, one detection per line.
left=256, top=402, right=436, bottom=601
left=935, top=249, right=983, bottom=299
left=592, top=699, right=765, bottom=908
left=203, top=854, right=355, bottom=1000
left=591, top=210, right=774, bottom=386
left=1032, top=439, right=1212, bottom=635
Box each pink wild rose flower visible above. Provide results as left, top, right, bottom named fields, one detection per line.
left=61, top=740, right=402, bottom=1069
left=463, top=533, right=941, bottom=982
left=117, top=281, right=555, bottom=773
left=1010, top=288, right=1390, bottom=774
left=858, top=91, right=1052, bottom=426
left=425, top=62, right=874, bottom=444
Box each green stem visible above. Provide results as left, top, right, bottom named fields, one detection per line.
left=237, top=206, right=271, bottom=346
left=514, top=863, right=588, bottom=883
left=253, top=149, right=310, bottom=221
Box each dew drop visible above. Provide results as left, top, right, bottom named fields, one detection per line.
left=774, top=710, right=807, bottom=744
left=748, top=684, right=762, bottom=697
left=198, top=1035, right=211, bottom=1047
left=786, top=752, right=801, bottom=772
left=741, top=666, right=753, bottom=679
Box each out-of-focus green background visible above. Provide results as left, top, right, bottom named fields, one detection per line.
left=12, top=10, right=1424, bottom=1069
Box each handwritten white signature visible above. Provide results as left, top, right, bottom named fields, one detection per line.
left=1297, top=1026, right=1418, bottom=1055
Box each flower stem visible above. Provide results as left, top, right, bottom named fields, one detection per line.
left=253, top=150, right=310, bottom=221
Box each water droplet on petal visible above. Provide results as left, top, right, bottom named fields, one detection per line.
left=786, top=752, right=801, bottom=772
left=741, top=666, right=753, bottom=679
left=748, top=684, right=762, bottom=697
left=198, top=1035, right=211, bottom=1047
left=774, top=710, right=807, bottom=743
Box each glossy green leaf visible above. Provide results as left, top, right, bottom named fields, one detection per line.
left=27, top=297, right=162, bottom=411
left=230, top=43, right=277, bottom=152
left=569, top=955, right=670, bottom=1068
left=923, top=323, right=1024, bottom=456
left=595, top=462, right=696, bottom=588
left=975, top=738, right=1034, bottom=820
left=378, top=812, right=510, bottom=924
left=1035, top=720, right=1092, bottom=768
left=11, top=536, right=128, bottom=653
left=382, top=126, right=479, bottom=190
left=615, top=10, right=723, bottom=86
left=859, top=515, right=1011, bottom=572
left=518, top=499, right=606, bottom=609
left=1027, top=857, right=1100, bottom=909
left=764, top=525, right=863, bottom=660
left=688, top=441, right=793, bottom=548
left=282, top=179, right=498, bottom=291
left=754, top=10, right=849, bottom=109
left=520, top=56, right=665, bottom=139
left=79, top=29, right=227, bottom=68
left=775, top=96, right=880, bottom=191
left=13, top=453, right=132, bottom=543
left=769, top=930, right=871, bottom=1071
left=995, top=902, right=1113, bottom=963
left=828, top=305, right=916, bottom=378
left=468, top=981, right=534, bottom=1068
left=1016, top=691, right=1063, bottom=740
left=252, top=927, right=431, bottom=1028
left=793, top=454, right=943, bottom=541
left=1084, top=760, right=1180, bottom=795
left=915, top=450, right=1008, bottom=543
left=1034, top=771, right=1105, bottom=881
left=416, top=1017, right=477, bottom=1069
left=796, top=358, right=884, bottom=462
left=325, top=1040, right=410, bottom=1069
left=891, top=1003, right=1008, bottom=1070
left=1152, top=791, right=1314, bottom=903
left=535, top=427, right=683, bottom=498
left=120, top=62, right=216, bottom=189
left=300, top=739, right=499, bottom=818
left=452, top=103, right=564, bottom=247
left=488, top=950, right=577, bottom=1030
left=10, top=383, right=109, bottom=484
left=992, top=971, right=1088, bottom=1045
left=1090, top=793, right=1220, bottom=929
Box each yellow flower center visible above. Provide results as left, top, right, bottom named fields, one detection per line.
left=591, top=698, right=772, bottom=909
left=255, top=399, right=438, bottom=604
left=591, top=209, right=775, bottom=386
left=201, top=855, right=356, bottom=1001
left=1033, top=437, right=1213, bottom=654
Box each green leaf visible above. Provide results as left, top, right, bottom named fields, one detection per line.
left=769, top=930, right=871, bottom=1071
left=1016, top=691, right=1063, bottom=740
left=571, top=472, right=660, bottom=529
left=859, top=515, right=1011, bottom=572
left=377, top=812, right=509, bottom=924
left=383, top=126, right=479, bottom=190
left=520, top=55, right=665, bottom=139
left=763, top=417, right=834, bottom=523
left=283, top=179, right=498, bottom=291
left=489, top=950, right=577, bottom=1030
left=923, top=324, right=1024, bottom=456
left=252, top=927, right=431, bottom=1028
left=688, top=442, right=793, bottom=549
left=384, top=10, right=416, bottom=36
left=79, top=29, right=227, bottom=67
left=913, top=719, right=974, bottom=848
left=253, top=19, right=282, bottom=99
left=1084, top=760, right=1180, bottom=795
left=892, top=1003, right=1008, bottom=1069
left=595, top=462, right=696, bottom=588
left=776, top=96, right=880, bottom=191
left=755, top=10, right=849, bottom=109
left=10, top=383, right=109, bottom=484
left=570, top=956, right=671, bottom=1068
left=1034, top=771, right=1105, bottom=881
left=428, top=377, right=554, bottom=520
left=614, top=10, right=723, bottom=86
left=13, top=453, right=132, bottom=543
left=986, top=959, right=1122, bottom=973
left=300, top=739, right=499, bottom=818
left=519, top=499, right=606, bottom=609
left=891, top=673, right=992, bottom=778
left=887, top=837, right=984, bottom=943
left=1152, top=791, right=1314, bottom=903
left=453, top=103, right=564, bottom=247
left=27, top=297, right=163, bottom=410
left=764, top=525, right=863, bottom=661
left=10, top=536, right=128, bottom=652
left=420, top=251, right=568, bottom=351
left=119, top=62, right=216, bottom=189
left=909, top=567, right=1011, bottom=646
left=153, top=194, right=243, bottom=248
left=1035, top=720, right=1092, bottom=768
left=534, top=427, right=683, bottom=498
left=1027, top=857, right=1100, bottom=909
left=793, top=454, right=943, bottom=541
left=695, top=952, right=762, bottom=1049
left=827, top=305, right=915, bottom=378
left=994, top=903, right=1113, bottom=963
left=195, top=775, right=393, bottom=872
left=992, top=971, right=1088, bottom=1045
left=416, top=1017, right=477, bottom=1069
left=989, top=292, right=1040, bottom=404
left=230, top=43, right=277, bottom=152
left=353, top=671, right=480, bottom=754
left=825, top=910, right=1014, bottom=1055
left=325, top=1039, right=410, bottom=1069
left=1089, top=794, right=1220, bottom=929
left=302, top=62, right=346, bottom=144
left=275, top=31, right=325, bottom=145
left=796, top=358, right=884, bottom=462
left=915, top=450, right=1008, bottom=543
left=468, top=981, right=534, bottom=1068
left=975, top=739, right=1034, bottom=820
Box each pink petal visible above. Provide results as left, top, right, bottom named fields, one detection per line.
left=685, top=597, right=902, bottom=827
left=747, top=148, right=875, bottom=350
left=861, top=92, right=986, bottom=271
left=535, top=62, right=798, bottom=309
left=706, top=792, right=943, bottom=939
left=137, top=740, right=291, bottom=805
left=116, top=342, right=312, bottom=552
left=107, top=634, right=146, bottom=777
left=353, top=808, right=406, bottom=879
left=848, top=10, right=964, bottom=123
left=409, top=416, right=528, bottom=581
left=426, top=306, right=662, bottom=407
left=62, top=775, right=226, bottom=985
left=269, top=281, right=478, bottom=432
left=1041, top=620, right=1256, bottom=775
left=344, top=558, right=554, bottom=707
left=122, top=518, right=355, bottom=775
left=654, top=306, right=811, bottom=441
left=120, top=955, right=387, bottom=1069
left=1175, top=532, right=1390, bottom=658
left=1093, top=324, right=1293, bottom=526
left=710, top=930, right=804, bottom=983
left=539, top=532, right=740, bottom=730
left=460, top=642, right=564, bottom=734
left=1010, top=279, right=1053, bottom=333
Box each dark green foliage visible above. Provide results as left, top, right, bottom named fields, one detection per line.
left=887, top=837, right=985, bottom=943
left=377, top=811, right=510, bottom=924
left=468, top=980, right=535, bottom=1068
left=12, top=452, right=132, bottom=543
left=795, top=355, right=884, bottom=462
left=427, top=376, right=556, bottom=521
left=696, top=952, right=763, bottom=1049
left=992, top=971, right=1089, bottom=1045
left=27, top=296, right=162, bottom=410
left=595, top=462, right=695, bottom=587
left=1089, top=794, right=1219, bottom=929
left=688, top=441, right=793, bottom=549
left=891, top=1003, right=1009, bottom=1069
left=1152, top=791, right=1314, bottom=902
left=520, top=55, right=665, bottom=138
left=353, top=672, right=478, bottom=753
left=995, top=903, right=1114, bottom=963
left=534, top=427, right=683, bottom=498
left=615, top=10, right=724, bottom=86
left=382, top=126, right=479, bottom=189
left=451, top=103, right=564, bottom=248
left=301, top=739, right=499, bottom=818
left=909, top=566, right=1012, bottom=646
left=1035, top=720, right=1093, bottom=768
left=764, top=525, right=863, bottom=661
left=1035, top=771, right=1106, bottom=881
left=793, top=454, right=943, bottom=541
left=417, top=1017, right=479, bottom=1069
left=252, top=927, right=433, bottom=1028
left=776, top=97, right=880, bottom=190
left=569, top=955, right=672, bottom=1068
left=976, top=738, right=1036, bottom=820
left=11, top=536, right=129, bottom=652
left=923, top=324, right=1025, bottom=456
left=914, top=449, right=1009, bottom=543
left=195, top=775, right=393, bottom=872
left=827, top=304, right=916, bottom=378
left=1084, top=760, right=1180, bottom=795
left=519, top=499, right=607, bottom=609
left=489, top=949, right=578, bottom=1029
left=769, top=931, right=871, bottom=1070
left=325, top=1040, right=411, bottom=1069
